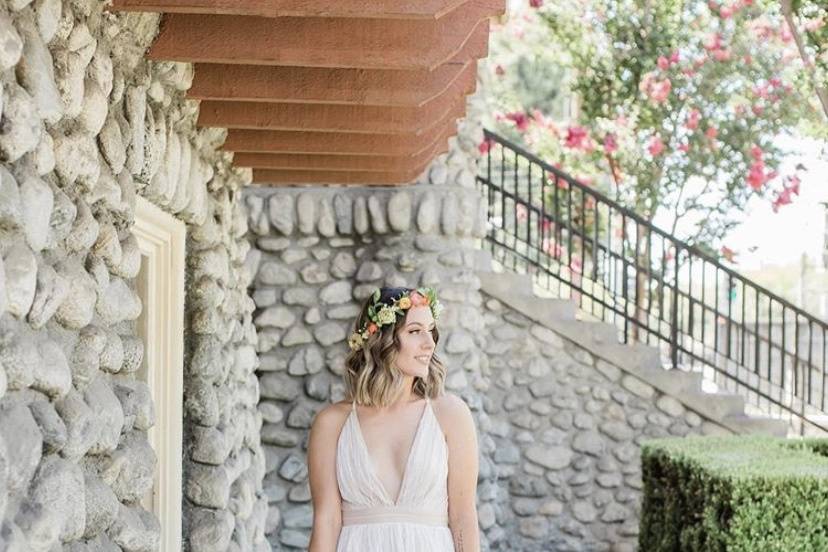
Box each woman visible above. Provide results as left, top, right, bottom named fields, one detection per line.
left=307, top=286, right=480, bottom=551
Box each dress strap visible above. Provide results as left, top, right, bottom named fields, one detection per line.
left=351, top=400, right=357, bottom=412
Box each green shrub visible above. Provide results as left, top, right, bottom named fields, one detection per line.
left=640, top=435, right=828, bottom=551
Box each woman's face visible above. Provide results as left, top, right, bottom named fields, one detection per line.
left=395, top=305, right=436, bottom=380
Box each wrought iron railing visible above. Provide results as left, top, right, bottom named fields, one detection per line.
left=477, top=129, right=828, bottom=435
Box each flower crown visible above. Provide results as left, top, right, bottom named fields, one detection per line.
left=347, top=287, right=443, bottom=352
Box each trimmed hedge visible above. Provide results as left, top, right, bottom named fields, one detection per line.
left=640, top=435, right=828, bottom=552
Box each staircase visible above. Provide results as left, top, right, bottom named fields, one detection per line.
left=476, top=129, right=828, bottom=437
left=476, top=267, right=789, bottom=437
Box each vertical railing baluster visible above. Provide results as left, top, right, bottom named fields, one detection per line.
left=671, top=245, right=679, bottom=369
left=622, top=214, right=628, bottom=344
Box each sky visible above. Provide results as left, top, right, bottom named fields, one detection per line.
left=719, top=136, right=828, bottom=272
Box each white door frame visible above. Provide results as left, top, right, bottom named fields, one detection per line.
left=134, top=196, right=186, bottom=551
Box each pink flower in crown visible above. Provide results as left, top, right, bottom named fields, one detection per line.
left=478, top=138, right=493, bottom=154
left=658, top=56, right=670, bottom=70
left=751, top=104, right=764, bottom=116
left=678, top=143, right=691, bottom=153
left=750, top=144, right=763, bottom=161
left=669, top=51, right=680, bottom=64
left=409, top=292, right=429, bottom=307
left=529, top=0, right=543, bottom=7
left=705, top=127, right=718, bottom=139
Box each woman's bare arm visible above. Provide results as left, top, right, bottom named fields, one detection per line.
left=307, top=404, right=346, bottom=552
left=439, top=393, right=480, bottom=552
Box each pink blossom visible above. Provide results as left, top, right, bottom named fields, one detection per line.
left=679, top=143, right=691, bottom=153
left=686, top=108, right=702, bottom=130
left=720, top=5, right=734, bottom=18
left=705, top=127, right=718, bottom=139
left=787, top=175, right=801, bottom=195
left=805, top=17, right=825, bottom=32
left=750, top=144, right=763, bottom=161
left=746, top=157, right=775, bottom=191
left=753, top=84, right=770, bottom=99
left=495, top=65, right=505, bottom=76
left=603, top=133, right=618, bottom=154
left=669, top=51, right=680, bottom=64
left=712, top=48, right=732, bottom=61
left=648, top=135, right=665, bottom=156
left=704, top=33, right=723, bottom=51
left=640, top=72, right=672, bottom=104
left=564, top=126, right=590, bottom=149
left=751, top=104, right=764, bottom=116
left=516, top=204, right=529, bottom=221
left=478, top=138, right=493, bottom=154
left=772, top=188, right=793, bottom=212
left=780, top=23, right=793, bottom=43
left=769, top=77, right=782, bottom=88
left=505, top=111, right=530, bottom=131
left=529, top=0, right=543, bottom=7
left=721, top=246, right=737, bottom=262
left=658, top=56, right=670, bottom=70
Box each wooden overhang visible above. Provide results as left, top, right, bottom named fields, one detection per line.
left=109, top=0, right=504, bottom=186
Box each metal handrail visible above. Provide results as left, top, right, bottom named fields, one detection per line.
left=478, top=129, right=828, bottom=434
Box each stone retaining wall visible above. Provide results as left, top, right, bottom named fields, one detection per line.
left=0, top=2, right=268, bottom=551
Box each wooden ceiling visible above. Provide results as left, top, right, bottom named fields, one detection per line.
left=109, top=0, right=504, bottom=186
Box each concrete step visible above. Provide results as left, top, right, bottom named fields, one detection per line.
left=682, top=392, right=746, bottom=419
left=480, top=271, right=578, bottom=322
left=722, top=415, right=789, bottom=437
left=580, top=322, right=620, bottom=346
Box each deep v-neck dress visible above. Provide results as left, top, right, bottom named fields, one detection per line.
left=335, top=397, right=455, bottom=551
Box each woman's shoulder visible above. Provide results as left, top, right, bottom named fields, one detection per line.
left=431, top=392, right=475, bottom=436
left=310, top=400, right=352, bottom=435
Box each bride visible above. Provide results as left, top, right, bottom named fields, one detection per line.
left=306, top=286, right=480, bottom=551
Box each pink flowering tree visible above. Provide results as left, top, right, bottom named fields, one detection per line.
left=481, top=0, right=822, bottom=338
left=782, top=0, right=828, bottom=124
left=482, top=0, right=819, bottom=251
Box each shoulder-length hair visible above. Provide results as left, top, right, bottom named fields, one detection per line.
left=343, top=287, right=446, bottom=406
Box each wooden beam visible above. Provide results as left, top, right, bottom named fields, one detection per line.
left=251, top=168, right=427, bottom=186
left=109, top=0, right=471, bottom=20
left=232, top=140, right=448, bottom=172
left=187, top=59, right=477, bottom=107
left=146, top=5, right=498, bottom=70
left=197, top=93, right=467, bottom=135
left=221, top=125, right=456, bottom=157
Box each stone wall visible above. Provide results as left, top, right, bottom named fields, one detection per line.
left=473, top=296, right=708, bottom=552
left=0, top=2, right=268, bottom=551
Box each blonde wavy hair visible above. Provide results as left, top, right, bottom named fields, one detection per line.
left=344, top=287, right=446, bottom=406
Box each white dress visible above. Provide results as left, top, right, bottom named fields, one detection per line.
left=336, top=397, right=455, bottom=551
